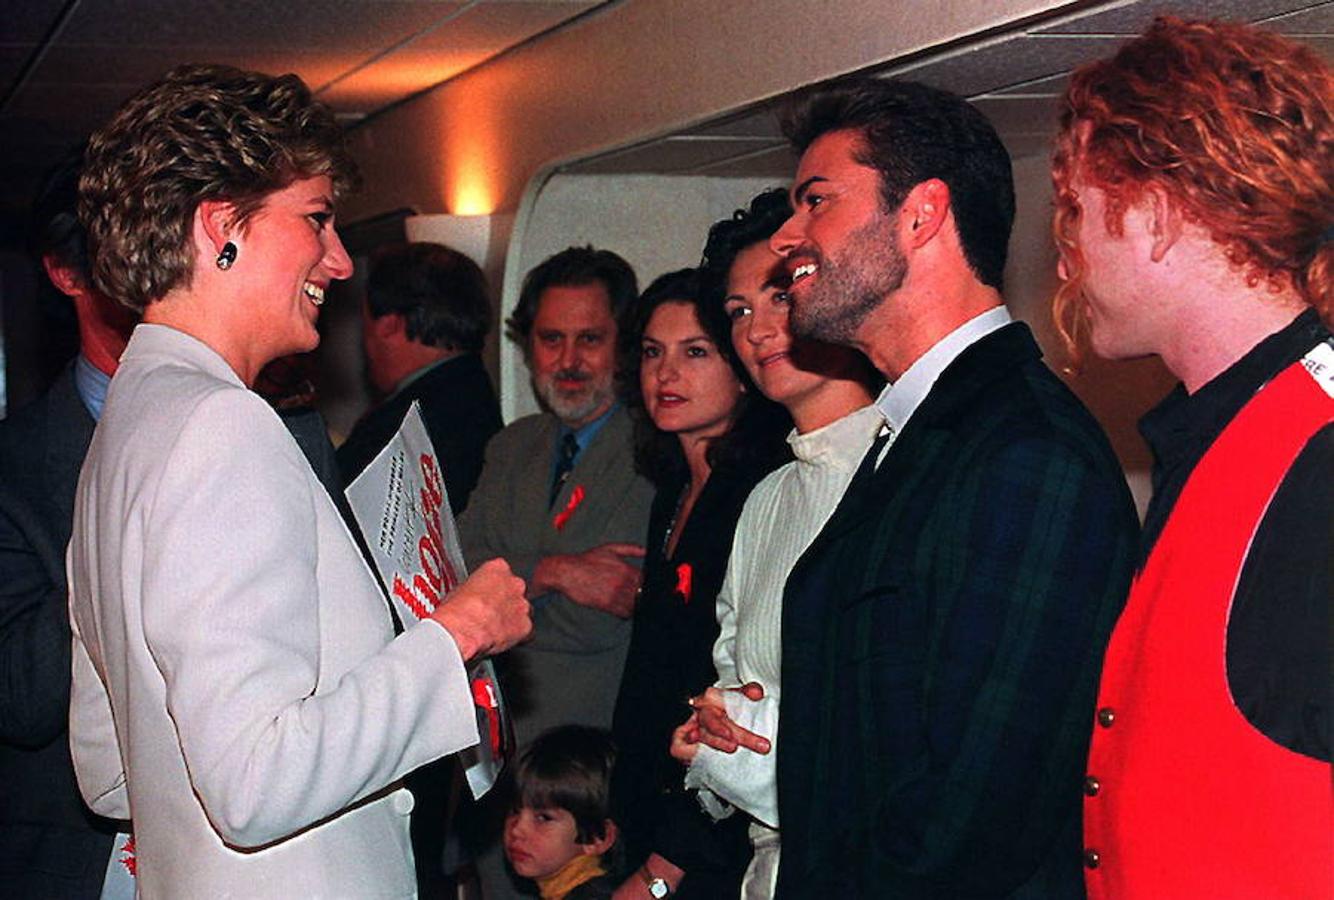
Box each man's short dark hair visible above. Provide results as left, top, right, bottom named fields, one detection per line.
left=366, top=242, right=491, bottom=353
left=782, top=78, right=1015, bottom=290
left=511, top=725, right=617, bottom=844
left=506, top=246, right=638, bottom=344
left=29, top=145, right=92, bottom=284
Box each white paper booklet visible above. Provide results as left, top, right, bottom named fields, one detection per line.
left=344, top=401, right=511, bottom=799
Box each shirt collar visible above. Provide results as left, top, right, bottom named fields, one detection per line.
left=1139, top=308, right=1326, bottom=477
left=74, top=353, right=112, bottom=422
left=387, top=354, right=459, bottom=401
left=876, top=305, right=1012, bottom=433
left=558, top=402, right=618, bottom=459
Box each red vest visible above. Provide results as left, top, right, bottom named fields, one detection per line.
left=1084, top=350, right=1334, bottom=899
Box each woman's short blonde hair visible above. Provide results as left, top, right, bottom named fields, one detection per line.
left=80, top=64, right=359, bottom=311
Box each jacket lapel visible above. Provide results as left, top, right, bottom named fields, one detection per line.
left=802, top=323, right=1042, bottom=551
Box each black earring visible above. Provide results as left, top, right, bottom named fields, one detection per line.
left=216, top=241, right=238, bottom=270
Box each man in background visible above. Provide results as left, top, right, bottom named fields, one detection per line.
left=337, top=241, right=502, bottom=514
left=459, top=245, right=653, bottom=899
left=0, top=151, right=134, bottom=897
left=1052, top=17, right=1331, bottom=897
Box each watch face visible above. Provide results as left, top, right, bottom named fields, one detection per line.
left=648, top=879, right=670, bottom=899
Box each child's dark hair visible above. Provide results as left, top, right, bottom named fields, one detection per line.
left=513, top=725, right=616, bottom=844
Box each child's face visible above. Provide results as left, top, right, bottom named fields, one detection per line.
left=503, top=806, right=596, bottom=880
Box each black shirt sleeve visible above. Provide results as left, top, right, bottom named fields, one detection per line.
left=1226, top=423, right=1332, bottom=761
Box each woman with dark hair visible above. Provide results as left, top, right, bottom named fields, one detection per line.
left=66, top=64, right=529, bottom=896
left=610, top=269, right=790, bottom=899
left=672, top=189, right=881, bottom=899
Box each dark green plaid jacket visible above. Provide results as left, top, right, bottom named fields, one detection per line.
left=775, top=323, right=1137, bottom=899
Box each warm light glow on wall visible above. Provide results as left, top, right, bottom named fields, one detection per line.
left=437, top=85, right=508, bottom=216
left=449, top=179, right=495, bottom=216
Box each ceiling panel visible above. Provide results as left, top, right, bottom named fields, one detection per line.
left=1034, top=0, right=1312, bottom=33
left=1260, top=4, right=1334, bottom=32
left=1, top=0, right=1328, bottom=218
left=0, top=0, right=72, bottom=43
left=887, top=34, right=1123, bottom=98
left=55, top=1, right=464, bottom=52
left=319, top=0, right=595, bottom=110
left=686, top=108, right=786, bottom=140
left=0, top=0, right=607, bottom=217
left=572, top=136, right=783, bottom=175
left=564, top=0, right=1330, bottom=176
left=24, top=45, right=354, bottom=93
left=685, top=144, right=796, bottom=179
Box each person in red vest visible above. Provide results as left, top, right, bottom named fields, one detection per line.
left=1051, top=16, right=1332, bottom=899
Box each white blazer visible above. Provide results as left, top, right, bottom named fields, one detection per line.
left=68, top=324, right=478, bottom=898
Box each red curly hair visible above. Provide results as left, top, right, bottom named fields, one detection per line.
left=1052, top=16, right=1333, bottom=356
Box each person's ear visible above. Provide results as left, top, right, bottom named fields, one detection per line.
left=1146, top=185, right=1183, bottom=264
left=195, top=199, right=240, bottom=261
left=903, top=179, right=950, bottom=249
left=372, top=311, right=407, bottom=341
left=580, top=819, right=618, bottom=857
left=42, top=254, right=84, bottom=298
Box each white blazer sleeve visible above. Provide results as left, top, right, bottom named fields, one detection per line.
left=68, top=614, right=129, bottom=819
left=139, top=390, right=476, bottom=848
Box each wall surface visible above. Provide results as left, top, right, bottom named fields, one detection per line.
left=342, top=0, right=1075, bottom=222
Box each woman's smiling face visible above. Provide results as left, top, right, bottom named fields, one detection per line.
left=229, top=175, right=353, bottom=362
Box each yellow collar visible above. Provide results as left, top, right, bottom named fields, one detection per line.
left=537, top=853, right=606, bottom=900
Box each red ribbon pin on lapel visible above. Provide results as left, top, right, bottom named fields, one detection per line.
left=553, top=484, right=586, bottom=530
left=675, top=562, right=693, bottom=603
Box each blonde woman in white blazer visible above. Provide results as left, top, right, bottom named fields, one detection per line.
left=67, top=64, right=531, bottom=898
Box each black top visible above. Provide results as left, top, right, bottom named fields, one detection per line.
left=611, top=456, right=785, bottom=898
left=1138, top=309, right=1331, bottom=760
left=337, top=353, right=502, bottom=514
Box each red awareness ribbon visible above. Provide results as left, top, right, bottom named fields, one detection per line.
left=675, top=562, right=693, bottom=603
left=470, top=677, right=503, bottom=756
left=552, top=484, right=586, bottom=531
left=120, top=835, right=137, bottom=876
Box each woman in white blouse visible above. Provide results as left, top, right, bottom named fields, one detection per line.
left=67, top=64, right=529, bottom=897
left=670, top=190, right=881, bottom=899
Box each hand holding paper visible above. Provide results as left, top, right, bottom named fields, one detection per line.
left=431, top=559, right=531, bottom=662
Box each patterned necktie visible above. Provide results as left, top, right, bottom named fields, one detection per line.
left=548, top=433, right=580, bottom=509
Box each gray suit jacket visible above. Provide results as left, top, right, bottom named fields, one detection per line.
left=459, top=406, right=654, bottom=746
left=0, top=366, right=117, bottom=898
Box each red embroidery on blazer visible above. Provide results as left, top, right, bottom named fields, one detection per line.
left=552, top=484, right=586, bottom=531
left=471, top=676, right=503, bottom=755
left=120, top=835, right=137, bottom=876
left=675, top=563, right=693, bottom=603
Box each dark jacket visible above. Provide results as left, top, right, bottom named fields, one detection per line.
left=611, top=460, right=782, bottom=897
left=337, top=353, right=502, bottom=514
left=776, top=323, right=1138, bottom=898
left=0, top=368, right=118, bottom=898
